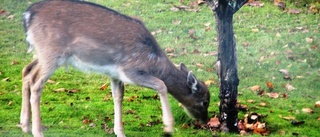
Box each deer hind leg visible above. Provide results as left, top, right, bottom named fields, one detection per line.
left=28, top=59, right=58, bottom=137
left=125, top=71, right=174, bottom=135
left=20, top=59, right=39, bottom=133
left=110, top=78, right=125, bottom=137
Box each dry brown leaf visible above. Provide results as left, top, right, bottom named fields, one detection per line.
left=7, top=14, right=15, bottom=20
left=204, top=79, right=215, bottom=87
left=165, top=47, right=175, bottom=53
left=247, top=1, right=264, bottom=7
left=68, top=88, right=80, bottom=93
left=100, top=83, right=108, bottom=90
left=247, top=99, right=255, bottom=103
left=195, top=63, right=204, bottom=68
left=253, top=122, right=268, bottom=135
left=167, top=53, right=177, bottom=58
left=11, top=60, right=19, bottom=65
left=315, top=101, right=320, bottom=107
left=288, top=9, right=302, bottom=14
left=266, top=92, right=279, bottom=98
left=54, top=88, right=67, bottom=92
left=302, top=108, right=314, bottom=113
left=181, top=123, right=189, bottom=129
left=170, top=7, right=179, bottom=12
left=192, top=48, right=201, bottom=54
left=2, top=77, right=10, bottom=82
left=47, top=79, right=56, bottom=84
left=251, top=28, right=259, bottom=32
left=125, top=109, right=136, bottom=114
left=266, top=81, right=274, bottom=91
left=0, top=10, right=10, bottom=16
left=249, top=85, right=261, bottom=91
left=279, top=69, right=290, bottom=76
left=306, top=37, right=313, bottom=43
left=243, top=41, right=249, bottom=47
left=285, top=83, right=296, bottom=91
left=8, top=101, right=12, bottom=106
left=279, top=115, right=295, bottom=120
left=207, top=116, right=220, bottom=128
left=172, top=20, right=181, bottom=25
left=259, top=102, right=267, bottom=107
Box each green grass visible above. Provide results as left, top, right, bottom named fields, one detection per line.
left=0, top=0, right=319, bottom=136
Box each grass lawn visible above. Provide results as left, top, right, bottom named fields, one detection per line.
left=0, top=0, right=319, bottom=136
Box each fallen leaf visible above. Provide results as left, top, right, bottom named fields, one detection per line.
left=243, top=41, right=249, bottom=47
left=288, top=9, right=302, bottom=14
left=11, top=60, right=19, bottom=65
left=204, top=22, right=211, bottom=27
left=207, top=116, right=220, bottom=128
left=279, top=115, right=295, bottom=120
left=266, top=81, right=274, bottom=91
left=125, top=109, right=135, bottom=114
left=257, top=90, right=265, bottom=96
left=8, top=101, right=12, bottom=106
left=253, top=122, right=268, bottom=135
left=285, top=83, right=296, bottom=91
left=0, top=10, right=10, bottom=16
left=306, top=37, right=313, bottom=43
left=302, top=108, right=314, bottom=113
left=167, top=53, right=177, bottom=58
left=7, top=14, right=15, bottom=20
left=259, top=102, right=267, bottom=107
left=266, top=92, right=279, bottom=98
left=279, top=69, right=290, bottom=76
left=237, top=104, right=248, bottom=111
left=47, top=79, right=56, bottom=84
left=181, top=123, right=189, bottom=129
left=54, top=88, right=67, bottom=92
left=315, top=101, right=320, bottom=107
left=89, top=123, right=96, bottom=127
left=204, top=79, right=215, bottom=87
left=2, top=77, right=10, bottom=82
left=274, top=1, right=286, bottom=10
left=247, top=1, right=264, bottom=7
left=195, top=63, right=204, bottom=68
left=68, top=88, right=80, bottom=93
left=247, top=99, right=255, bottom=103
left=251, top=28, right=259, bottom=32
left=282, top=93, right=289, bottom=98
left=170, top=7, right=179, bottom=12
left=249, top=85, right=261, bottom=91
left=172, top=20, right=181, bottom=25
left=100, top=83, right=108, bottom=90
left=192, top=48, right=201, bottom=54
left=165, top=47, right=175, bottom=53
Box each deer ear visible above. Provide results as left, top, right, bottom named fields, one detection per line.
left=179, top=63, right=188, bottom=73
left=187, top=71, right=199, bottom=93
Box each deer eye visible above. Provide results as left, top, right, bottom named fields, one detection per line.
left=201, top=101, right=209, bottom=108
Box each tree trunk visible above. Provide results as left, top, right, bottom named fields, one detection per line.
left=206, top=0, right=248, bottom=133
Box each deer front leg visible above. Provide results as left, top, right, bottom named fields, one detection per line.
left=157, top=85, right=174, bottom=135
left=110, top=78, right=125, bottom=137
left=128, top=73, right=174, bottom=135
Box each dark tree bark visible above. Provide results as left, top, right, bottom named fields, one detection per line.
left=206, top=0, right=248, bottom=133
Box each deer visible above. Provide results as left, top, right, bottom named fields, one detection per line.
left=19, top=0, right=210, bottom=137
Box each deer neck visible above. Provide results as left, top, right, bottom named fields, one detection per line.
left=161, top=67, right=190, bottom=103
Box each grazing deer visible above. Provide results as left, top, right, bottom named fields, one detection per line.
left=20, top=0, right=210, bottom=136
